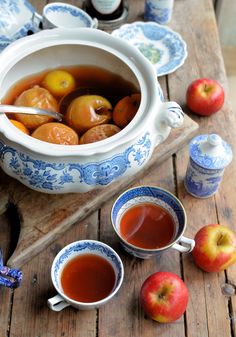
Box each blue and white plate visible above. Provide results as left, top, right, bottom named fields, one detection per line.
left=0, top=0, right=37, bottom=52
left=111, top=21, right=188, bottom=77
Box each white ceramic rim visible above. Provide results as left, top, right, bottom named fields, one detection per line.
left=51, top=240, right=124, bottom=307
left=112, top=21, right=188, bottom=77
left=111, top=185, right=187, bottom=252
left=0, top=28, right=158, bottom=157
left=43, top=2, right=95, bottom=27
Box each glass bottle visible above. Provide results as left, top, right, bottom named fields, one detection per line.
left=83, top=0, right=124, bottom=21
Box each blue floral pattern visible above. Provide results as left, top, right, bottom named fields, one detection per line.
left=0, top=132, right=152, bottom=192
left=185, top=159, right=224, bottom=198
left=112, top=21, right=187, bottom=76
left=53, top=241, right=123, bottom=292
left=45, top=4, right=91, bottom=27
left=111, top=186, right=186, bottom=258
left=0, top=0, right=36, bottom=51
left=184, top=134, right=232, bottom=198
left=144, top=0, right=172, bottom=24
left=0, top=249, right=22, bottom=289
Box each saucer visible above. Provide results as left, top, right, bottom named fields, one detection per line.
left=0, top=0, right=37, bottom=52
left=111, top=21, right=188, bottom=76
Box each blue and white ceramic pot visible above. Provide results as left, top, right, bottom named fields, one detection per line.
left=0, top=0, right=37, bottom=52
left=144, top=0, right=174, bottom=25
left=184, top=134, right=232, bottom=198
left=0, top=28, right=184, bottom=193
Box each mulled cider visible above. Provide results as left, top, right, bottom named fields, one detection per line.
left=61, top=254, right=116, bottom=303
left=119, top=203, right=176, bottom=249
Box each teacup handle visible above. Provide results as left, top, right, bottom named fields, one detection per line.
left=47, top=294, right=70, bottom=312
left=32, top=12, right=43, bottom=29
left=171, top=236, right=195, bottom=253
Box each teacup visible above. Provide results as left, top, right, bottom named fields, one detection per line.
left=48, top=240, right=124, bottom=311
left=111, top=186, right=195, bottom=259
left=32, top=2, right=98, bottom=30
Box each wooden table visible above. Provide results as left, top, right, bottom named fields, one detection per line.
left=1, top=0, right=236, bottom=336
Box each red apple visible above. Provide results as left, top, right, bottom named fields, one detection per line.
left=140, top=271, right=189, bottom=323
left=186, top=78, right=224, bottom=116
left=192, top=224, right=236, bottom=272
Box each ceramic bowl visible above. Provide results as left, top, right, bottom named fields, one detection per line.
left=0, top=28, right=184, bottom=194
left=32, top=2, right=98, bottom=30
left=0, top=0, right=37, bottom=52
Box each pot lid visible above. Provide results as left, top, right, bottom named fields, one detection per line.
left=189, top=134, right=232, bottom=170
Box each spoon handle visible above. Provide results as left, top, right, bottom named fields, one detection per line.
left=0, top=104, right=63, bottom=122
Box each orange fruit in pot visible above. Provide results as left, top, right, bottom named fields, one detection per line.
left=42, top=70, right=76, bottom=98
left=9, top=119, right=30, bottom=135
left=80, top=124, right=121, bottom=144
left=14, top=86, right=59, bottom=130
left=31, top=122, right=79, bottom=145
left=113, top=93, right=141, bottom=128
left=65, top=95, right=112, bottom=134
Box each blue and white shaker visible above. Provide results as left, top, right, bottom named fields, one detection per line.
left=144, top=0, right=174, bottom=24
left=184, top=134, right=232, bottom=198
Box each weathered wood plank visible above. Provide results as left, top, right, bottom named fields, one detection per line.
left=97, top=70, right=186, bottom=337
left=171, top=0, right=234, bottom=336
left=10, top=212, right=98, bottom=337
left=5, top=111, right=197, bottom=269
left=0, top=213, right=13, bottom=337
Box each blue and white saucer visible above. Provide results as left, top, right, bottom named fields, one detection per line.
left=0, top=0, right=37, bottom=52
left=111, top=21, right=188, bottom=77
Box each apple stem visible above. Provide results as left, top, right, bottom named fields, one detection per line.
left=217, top=233, right=224, bottom=246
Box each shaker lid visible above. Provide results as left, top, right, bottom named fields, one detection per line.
left=189, top=134, right=232, bottom=170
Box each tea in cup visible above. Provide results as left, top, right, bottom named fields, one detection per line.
left=111, top=186, right=195, bottom=259
left=48, top=240, right=124, bottom=311
left=32, top=3, right=98, bottom=30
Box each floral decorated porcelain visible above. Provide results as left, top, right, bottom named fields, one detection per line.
left=0, top=28, right=184, bottom=194
left=48, top=240, right=124, bottom=311
left=0, top=0, right=36, bottom=52
left=111, top=186, right=195, bottom=259
left=184, top=134, right=233, bottom=198
left=111, top=21, right=187, bottom=76
left=32, top=2, right=97, bottom=30
left=0, top=249, right=22, bottom=289
left=144, top=0, right=174, bottom=25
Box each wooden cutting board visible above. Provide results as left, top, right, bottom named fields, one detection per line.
left=0, top=114, right=198, bottom=268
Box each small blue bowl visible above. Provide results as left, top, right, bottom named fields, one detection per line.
left=111, top=186, right=195, bottom=259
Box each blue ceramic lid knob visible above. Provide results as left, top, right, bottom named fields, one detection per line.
left=189, top=134, right=232, bottom=170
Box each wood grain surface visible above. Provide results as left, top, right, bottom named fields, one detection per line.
left=0, top=112, right=197, bottom=268
left=1, top=1, right=236, bottom=337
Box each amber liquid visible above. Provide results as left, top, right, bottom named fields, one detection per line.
left=2, top=65, right=139, bottom=108
left=120, top=203, right=176, bottom=249
left=61, top=254, right=116, bottom=303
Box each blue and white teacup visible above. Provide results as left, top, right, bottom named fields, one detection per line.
left=48, top=240, right=124, bottom=311
left=32, top=2, right=98, bottom=30
left=111, top=186, right=195, bottom=259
